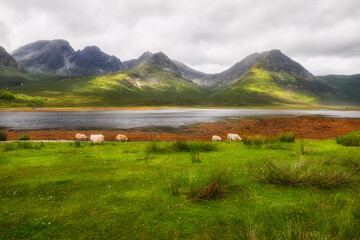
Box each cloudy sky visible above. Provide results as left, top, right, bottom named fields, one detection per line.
left=0, top=0, right=359, bottom=75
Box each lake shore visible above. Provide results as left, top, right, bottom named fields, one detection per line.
left=3, top=116, right=360, bottom=141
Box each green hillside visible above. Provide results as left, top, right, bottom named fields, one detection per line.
left=317, top=74, right=360, bottom=104
left=8, top=66, right=209, bottom=107
left=210, top=63, right=321, bottom=107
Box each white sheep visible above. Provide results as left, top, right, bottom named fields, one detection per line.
left=227, top=133, right=242, bottom=142
left=212, top=135, right=222, bottom=142
left=116, top=134, right=128, bottom=142
left=76, top=133, right=88, bottom=141
left=90, top=134, right=104, bottom=144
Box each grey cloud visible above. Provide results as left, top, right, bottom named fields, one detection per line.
left=0, top=0, right=359, bottom=75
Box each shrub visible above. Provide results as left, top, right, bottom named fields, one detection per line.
left=0, top=131, right=7, bottom=141
left=336, top=131, right=360, bottom=146
left=187, top=169, right=231, bottom=202
left=0, top=90, right=15, bottom=101
left=18, top=135, right=30, bottom=141
left=248, top=159, right=357, bottom=189
left=277, top=132, right=296, bottom=142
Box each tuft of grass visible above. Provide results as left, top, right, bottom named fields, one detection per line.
left=243, top=135, right=274, bottom=147
left=171, top=141, right=218, bottom=152
left=336, top=131, right=360, bottom=146
left=342, top=156, right=360, bottom=173
left=187, top=169, right=231, bottom=202
left=191, top=151, right=202, bottom=163
left=277, top=131, right=296, bottom=142
left=0, top=131, right=7, bottom=141
left=145, top=140, right=166, bottom=153
left=74, top=140, right=81, bottom=147
left=248, top=159, right=357, bottom=189
left=168, top=177, right=185, bottom=196
left=300, top=140, right=316, bottom=155
left=3, top=142, right=17, bottom=151
left=18, top=135, right=30, bottom=141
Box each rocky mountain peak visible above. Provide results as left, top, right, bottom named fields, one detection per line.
left=0, top=46, right=18, bottom=69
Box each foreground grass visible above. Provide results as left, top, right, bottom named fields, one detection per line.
left=0, top=140, right=360, bottom=239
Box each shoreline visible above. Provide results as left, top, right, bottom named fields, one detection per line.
left=2, top=116, right=360, bottom=141
left=0, top=106, right=359, bottom=112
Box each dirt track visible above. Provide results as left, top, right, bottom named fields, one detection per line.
left=3, top=116, right=360, bottom=141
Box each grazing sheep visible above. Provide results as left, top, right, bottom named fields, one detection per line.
left=90, top=134, right=104, bottom=144
left=227, top=133, right=242, bottom=142
left=116, top=134, right=128, bottom=142
left=76, top=133, right=88, bottom=141
left=212, top=135, right=222, bottom=142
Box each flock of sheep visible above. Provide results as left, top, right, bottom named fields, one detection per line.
left=76, top=133, right=241, bottom=144
left=75, top=133, right=128, bottom=144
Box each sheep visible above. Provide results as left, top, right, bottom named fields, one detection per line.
left=212, top=135, right=222, bottom=142
left=227, top=133, right=242, bottom=142
left=75, top=133, right=88, bottom=141
left=116, top=134, right=128, bottom=142
left=90, top=134, right=104, bottom=144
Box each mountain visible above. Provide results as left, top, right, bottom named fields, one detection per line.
left=121, top=51, right=183, bottom=78
left=172, top=60, right=209, bottom=83
left=317, top=74, right=360, bottom=104
left=68, top=46, right=122, bottom=76
left=0, top=46, right=32, bottom=88
left=12, top=40, right=122, bottom=76
left=208, top=50, right=336, bottom=106
left=12, top=39, right=74, bottom=74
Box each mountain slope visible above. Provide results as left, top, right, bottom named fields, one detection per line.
left=209, top=50, right=336, bottom=106
left=317, top=74, right=360, bottom=104
left=10, top=65, right=208, bottom=107
left=12, top=40, right=122, bottom=76
left=0, top=46, right=33, bottom=88
left=172, top=60, right=210, bottom=83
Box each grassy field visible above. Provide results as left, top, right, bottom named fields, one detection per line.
left=1, top=139, right=360, bottom=239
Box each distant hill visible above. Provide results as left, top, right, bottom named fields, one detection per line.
left=317, top=74, right=360, bottom=104
left=12, top=40, right=122, bottom=76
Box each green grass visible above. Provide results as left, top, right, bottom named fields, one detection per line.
left=336, top=130, right=360, bottom=146
left=0, top=139, right=360, bottom=239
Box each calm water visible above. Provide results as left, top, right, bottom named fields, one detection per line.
left=0, top=109, right=359, bottom=130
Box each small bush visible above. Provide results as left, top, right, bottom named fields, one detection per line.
left=248, top=159, right=357, bottom=189
left=74, top=140, right=81, bottom=147
left=187, top=169, right=231, bottom=202
left=191, top=151, right=202, bottom=163
left=0, top=131, right=7, bottom=141
left=336, top=131, right=360, bottom=146
left=18, top=135, right=30, bottom=141
left=0, top=90, right=15, bottom=101
left=277, top=132, right=296, bottom=142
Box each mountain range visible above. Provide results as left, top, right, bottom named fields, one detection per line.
left=0, top=39, right=359, bottom=107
